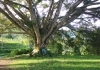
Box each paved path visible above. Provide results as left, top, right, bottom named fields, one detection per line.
left=0, top=59, right=11, bottom=70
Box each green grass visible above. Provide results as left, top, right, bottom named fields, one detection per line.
left=8, top=55, right=100, bottom=70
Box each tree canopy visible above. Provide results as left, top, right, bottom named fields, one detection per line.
left=0, top=0, right=100, bottom=49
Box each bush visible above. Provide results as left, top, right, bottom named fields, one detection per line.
left=10, top=49, right=32, bottom=56
left=55, top=43, right=63, bottom=54
left=10, top=50, right=18, bottom=56
left=47, top=50, right=52, bottom=57
left=0, top=49, right=11, bottom=53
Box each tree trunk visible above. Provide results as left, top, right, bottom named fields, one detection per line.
left=32, top=36, right=47, bottom=56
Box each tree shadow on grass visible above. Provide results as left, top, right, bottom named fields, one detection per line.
left=9, top=54, right=100, bottom=60
left=54, top=55, right=100, bottom=60
left=9, top=59, right=100, bottom=70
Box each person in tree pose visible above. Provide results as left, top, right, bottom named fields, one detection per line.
left=41, top=43, right=46, bottom=55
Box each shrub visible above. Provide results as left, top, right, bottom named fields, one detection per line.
left=46, top=50, right=52, bottom=57
left=0, top=49, right=11, bottom=53
left=10, top=49, right=19, bottom=56
left=10, top=49, right=31, bottom=56
left=55, top=43, right=63, bottom=54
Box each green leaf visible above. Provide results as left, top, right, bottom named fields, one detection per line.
left=37, top=0, right=42, bottom=3
left=41, top=4, right=49, bottom=8
left=23, top=21, right=36, bottom=27
left=12, top=4, right=19, bottom=9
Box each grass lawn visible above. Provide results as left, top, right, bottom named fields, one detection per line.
left=8, top=55, right=100, bottom=70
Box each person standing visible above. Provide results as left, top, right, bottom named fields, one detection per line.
left=41, top=43, right=46, bottom=55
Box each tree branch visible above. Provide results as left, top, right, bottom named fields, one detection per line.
left=56, top=0, right=83, bottom=29
left=0, top=7, right=28, bottom=33
left=84, top=12, right=100, bottom=19
left=44, top=0, right=54, bottom=26
left=42, top=0, right=63, bottom=42
left=6, top=1, right=29, bottom=21
left=27, top=0, right=41, bottom=44
left=8, top=1, right=29, bottom=9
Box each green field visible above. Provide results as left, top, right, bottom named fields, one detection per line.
left=8, top=55, right=100, bottom=70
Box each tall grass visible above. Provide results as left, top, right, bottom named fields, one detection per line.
left=8, top=55, right=100, bottom=70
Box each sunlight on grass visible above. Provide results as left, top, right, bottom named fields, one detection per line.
left=8, top=55, right=100, bottom=70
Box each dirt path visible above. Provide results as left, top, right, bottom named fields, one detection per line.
left=0, top=59, right=11, bottom=70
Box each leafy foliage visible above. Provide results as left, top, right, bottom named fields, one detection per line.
left=84, top=28, right=100, bottom=55
left=23, top=21, right=36, bottom=27
left=10, top=49, right=32, bottom=56
left=41, top=4, right=49, bottom=8
left=36, top=0, right=42, bottom=3
left=83, top=0, right=91, bottom=5
left=55, top=43, right=63, bottom=54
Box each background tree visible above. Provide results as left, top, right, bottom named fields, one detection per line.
left=82, top=27, right=100, bottom=55
left=0, top=0, right=100, bottom=54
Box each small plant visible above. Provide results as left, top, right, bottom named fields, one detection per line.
left=55, top=43, right=63, bottom=54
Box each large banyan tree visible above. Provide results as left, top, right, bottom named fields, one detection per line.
left=0, top=0, right=100, bottom=53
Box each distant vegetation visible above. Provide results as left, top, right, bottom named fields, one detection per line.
left=1, top=27, right=100, bottom=57
left=0, top=34, right=32, bottom=56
